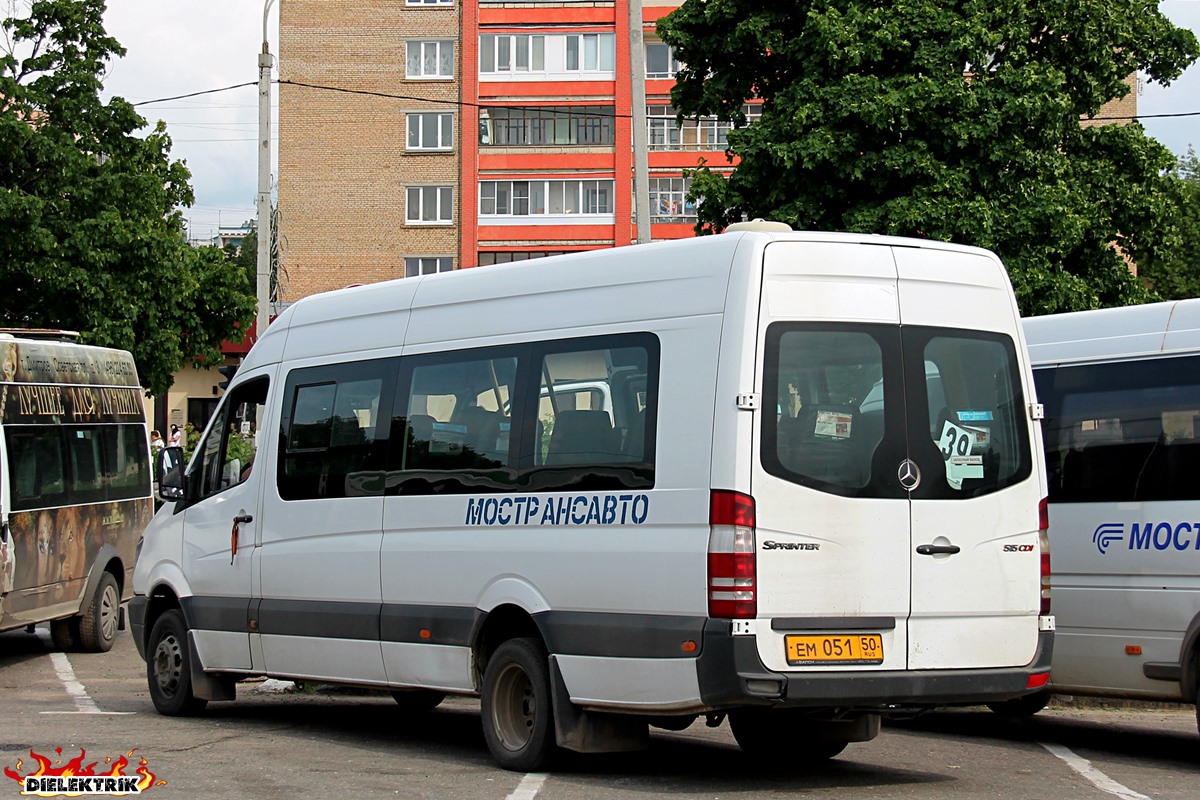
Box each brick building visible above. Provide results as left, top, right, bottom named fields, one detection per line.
left=276, top=2, right=1137, bottom=303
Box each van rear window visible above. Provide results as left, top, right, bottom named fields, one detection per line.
left=762, top=323, right=1032, bottom=499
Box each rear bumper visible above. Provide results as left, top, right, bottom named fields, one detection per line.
left=696, top=621, right=1054, bottom=710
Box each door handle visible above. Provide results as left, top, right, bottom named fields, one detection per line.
left=231, top=514, right=253, bottom=563
left=916, top=543, right=961, bottom=556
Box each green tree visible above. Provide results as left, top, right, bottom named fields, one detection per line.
left=233, top=215, right=283, bottom=304
left=1139, top=146, right=1200, bottom=300
left=659, top=0, right=1199, bottom=315
left=0, top=0, right=256, bottom=395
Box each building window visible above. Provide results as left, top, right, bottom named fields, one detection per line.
left=477, top=251, right=570, bottom=265
left=565, top=33, right=615, bottom=71
left=480, top=106, right=614, bottom=146
left=645, top=43, right=682, bottom=79
left=479, top=35, right=545, bottom=73
left=406, top=186, right=454, bottom=224
left=405, top=257, right=455, bottom=277
left=647, top=105, right=762, bottom=151
left=407, top=0, right=452, bottom=5
left=407, top=112, right=454, bottom=151
left=480, top=180, right=614, bottom=217
left=648, top=177, right=698, bottom=222
left=479, top=33, right=615, bottom=78
left=407, top=40, right=454, bottom=79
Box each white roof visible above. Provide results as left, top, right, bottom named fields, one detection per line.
left=1022, top=298, right=1200, bottom=366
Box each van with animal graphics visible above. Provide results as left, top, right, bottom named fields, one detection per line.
left=130, top=221, right=1053, bottom=771
left=1, top=330, right=153, bottom=652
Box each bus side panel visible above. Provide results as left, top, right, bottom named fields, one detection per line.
left=380, top=319, right=721, bottom=706
left=1047, top=501, right=1195, bottom=700
left=2, top=497, right=150, bottom=628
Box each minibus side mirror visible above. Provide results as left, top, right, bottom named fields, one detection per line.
left=156, top=446, right=186, bottom=502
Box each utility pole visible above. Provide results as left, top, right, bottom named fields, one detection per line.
left=256, top=0, right=276, bottom=343
left=629, top=0, right=651, bottom=244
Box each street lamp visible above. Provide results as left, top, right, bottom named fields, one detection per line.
left=256, top=0, right=276, bottom=343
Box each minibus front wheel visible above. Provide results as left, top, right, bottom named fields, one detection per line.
left=146, top=609, right=207, bottom=716
left=481, top=637, right=556, bottom=771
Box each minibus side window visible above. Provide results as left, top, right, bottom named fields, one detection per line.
left=102, top=424, right=152, bottom=500
left=386, top=334, right=658, bottom=495
left=194, top=378, right=270, bottom=501
left=394, top=354, right=519, bottom=476
left=66, top=428, right=105, bottom=504
left=5, top=428, right=67, bottom=510
left=523, top=334, right=657, bottom=492
left=278, top=362, right=392, bottom=501
left=1036, top=354, right=1200, bottom=502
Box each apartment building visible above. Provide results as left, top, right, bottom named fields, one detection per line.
left=277, top=2, right=1136, bottom=303
left=278, top=0, right=748, bottom=301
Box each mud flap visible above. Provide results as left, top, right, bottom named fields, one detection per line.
left=186, top=630, right=237, bottom=702
left=549, top=656, right=649, bottom=753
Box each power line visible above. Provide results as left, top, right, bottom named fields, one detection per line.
left=132, top=82, right=257, bottom=107
left=127, top=78, right=1200, bottom=125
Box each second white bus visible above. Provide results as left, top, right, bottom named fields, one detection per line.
left=1023, top=298, right=1200, bottom=734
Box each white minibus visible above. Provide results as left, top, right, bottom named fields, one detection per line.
left=132, top=224, right=1053, bottom=770
left=1022, top=298, right=1200, bottom=733
left=1, top=331, right=153, bottom=651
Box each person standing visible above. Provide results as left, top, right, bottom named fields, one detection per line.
left=168, top=424, right=182, bottom=448
left=150, top=429, right=165, bottom=453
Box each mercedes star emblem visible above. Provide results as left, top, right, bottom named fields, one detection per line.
left=897, top=459, right=921, bottom=491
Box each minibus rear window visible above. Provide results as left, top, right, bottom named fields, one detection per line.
left=762, top=323, right=1032, bottom=499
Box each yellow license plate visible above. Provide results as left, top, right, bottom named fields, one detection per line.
left=785, top=634, right=884, bottom=665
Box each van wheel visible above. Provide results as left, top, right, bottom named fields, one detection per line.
left=986, top=690, right=1051, bottom=719
left=77, top=572, right=120, bottom=652
left=146, top=609, right=207, bottom=716
left=391, top=689, right=445, bottom=713
left=49, top=618, right=78, bottom=651
left=480, top=637, right=556, bottom=771
left=728, top=709, right=848, bottom=762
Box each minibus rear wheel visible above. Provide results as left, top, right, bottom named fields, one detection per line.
left=480, top=637, right=556, bottom=771
left=146, top=609, right=207, bottom=716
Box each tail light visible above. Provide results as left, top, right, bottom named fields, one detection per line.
left=708, top=490, right=756, bottom=619
left=1039, top=496, right=1051, bottom=615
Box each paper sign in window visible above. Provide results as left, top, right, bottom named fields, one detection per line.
left=939, top=420, right=984, bottom=490
left=814, top=410, right=853, bottom=440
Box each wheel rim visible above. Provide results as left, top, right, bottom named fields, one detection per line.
left=152, top=632, right=184, bottom=696
left=491, top=662, right=536, bottom=752
left=99, top=583, right=119, bottom=642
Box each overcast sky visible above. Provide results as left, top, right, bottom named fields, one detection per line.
left=99, top=1, right=1200, bottom=245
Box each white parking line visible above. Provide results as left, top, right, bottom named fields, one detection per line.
left=36, top=630, right=135, bottom=715
left=1039, top=741, right=1151, bottom=800
left=505, top=773, right=546, bottom=800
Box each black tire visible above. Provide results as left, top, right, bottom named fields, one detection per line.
left=49, top=618, right=78, bottom=651
left=728, top=709, right=848, bottom=762
left=987, top=690, right=1052, bottom=719
left=480, top=637, right=556, bottom=771
left=146, top=609, right=207, bottom=716
left=76, top=572, right=120, bottom=652
left=391, top=689, right=446, bottom=713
